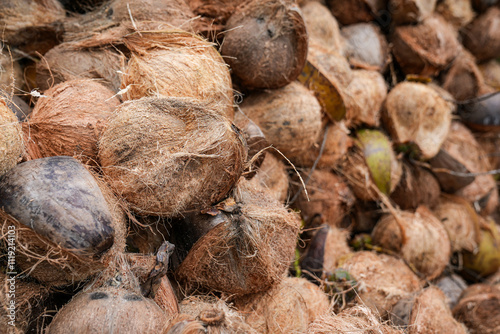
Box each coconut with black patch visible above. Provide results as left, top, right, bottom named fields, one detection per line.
left=98, top=97, right=246, bottom=216
left=0, top=99, right=23, bottom=176
left=462, top=7, right=500, bottom=62
left=221, top=0, right=308, bottom=90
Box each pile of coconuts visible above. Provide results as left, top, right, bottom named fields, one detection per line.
left=1, top=0, right=500, bottom=333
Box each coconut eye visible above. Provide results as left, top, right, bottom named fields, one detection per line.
left=89, top=292, right=108, bottom=300
left=123, top=294, right=143, bottom=301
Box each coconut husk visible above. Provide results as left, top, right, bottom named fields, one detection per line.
left=0, top=90, right=31, bottom=121
left=307, top=42, right=353, bottom=88
left=247, top=153, right=289, bottom=203
left=175, top=179, right=300, bottom=295
left=388, top=0, right=437, bottom=25
left=372, top=206, right=451, bottom=280
left=22, top=79, right=120, bottom=164
left=383, top=81, right=454, bottom=160
left=337, top=251, right=422, bottom=316
left=341, top=23, right=389, bottom=73
left=292, top=169, right=355, bottom=228
left=462, top=7, right=500, bottom=62
left=453, top=284, right=500, bottom=334
left=391, top=161, right=440, bottom=210
left=301, top=1, right=345, bottom=54
left=474, top=131, right=500, bottom=171
left=436, top=0, right=475, bottom=29
left=126, top=215, right=172, bottom=254
left=236, top=276, right=330, bottom=334
left=479, top=60, right=500, bottom=90
left=240, top=82, right=322, bottom=163
left=0, top=99, right=23, bottom=177
left=391, top=15, right=460, bottom=76
left=98, top=97, right=246, bottom=216
left=221, top=0, right=308, bottom=90
left=441, top=49, right=485, bottom=101
left=0, top=49, right=24, bottom=93
left=344, top=69, right=387, bottom=128
left=122, top=30, right=234, bottom=120
left=435, top=274, right=468, bottom=309
left=307, top=305, right=403, bottom=334
left=36, top=43, right=125, bottom=93
left=326, top=0, right=386, bottom=25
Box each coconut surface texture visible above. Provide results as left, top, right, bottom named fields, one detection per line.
left=0, top=99, right=23, bottom=176
left=98, top=97, right=246, bottom=216
left=462, top=7, right=500, bottom=62
left=389, top=0, right=437, bottom=25
left=247, top=153, right=289, bottom=203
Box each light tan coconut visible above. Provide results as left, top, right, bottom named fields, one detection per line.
left=436, top=0, right=475, bottom=29
left=461, top=7, right=500, bottom=62
left=479, top=60, right=500, bottom=90
left=388, top=0, right=437, bottom=25
left=0, top=99, right=23, bottom=176
left=247, top=153, right=289, bottom=203
left=98, top=97, right=246, bottom=216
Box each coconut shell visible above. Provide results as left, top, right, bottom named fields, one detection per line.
left=383, top=81, right=454, bottom=159
left=247, top=153, right=289, bottom=203
left=175, top=179, right=300, bottom=295
left=236, top=277, right=330, bottom=334
left=453, top=284, right=500, bottom=334
left=372, top=206, right=451, bottom=280
left=341, top=23, right=389, bottom=73
left=462, top=7, right=500, bottom=62
left=0, top=99, right=23, bottom=176
left=240, top=82, right=322, bottom=163
left=326, top=0, right=386, bottom=25
left=391, top=15, right=460, bottom=76
left=436, top=0, right=475, bottom=29
left=98, top=97, right=246, bottom=216
left=23, top=79, right=120, bottom=164
left=458, top=87, right=500, bottom=132
left=479, top=60, right=500, bottom=90
left=122, top=30, right=234, bottom=120
left=388, top=0, right=437, bottom=25
left=442, top=49, right=485, bottom=101
left=221, top=0, right=308, bottom=90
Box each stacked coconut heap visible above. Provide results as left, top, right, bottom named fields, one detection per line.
left=1, top=0, right=500, bottom=333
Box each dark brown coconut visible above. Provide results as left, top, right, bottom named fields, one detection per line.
left=175, top=179, right=300, bottom=295
left=462, top=7, right=500, bottom=62
left=337, top=251, right=422, bottom=316
left=247, top=153, right=289, bottom=203
left=326, top=0, right=387, bottom=25
left=122, top=30, right=234, bottom=119
left=240, top=82, right=322, bottom=164
left=0, top=99, right=23, bottom=176
left=479, top=60, right=500, bottom=90
left=221, top=0, right=308, bottom=90
left=22, top=79, right=120, bottom=164
left=236, top=277, right=330, bottom=334
left=441, top=49, right=485, bottom=101
left=98, top=97, right=246, bottom=216
left=371, top=206, right=451, bottom=280
left=436, top=0, right=475, bottom=29
left=383, top=82, right=454, bottom=159
left=453, top=284, right=500, bottom=334
left=391, top=15, right=461, bottom=76
left=36, top=43, right=125, bottom=93
left=388, top=0, right=437, bottom=25
left=472, top=0, right=500, bottom=12
left=341, top=23, right=389, bottom=73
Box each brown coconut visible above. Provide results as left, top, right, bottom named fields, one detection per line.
left=371, top=206, right=451, bottom=280
left=337, top=251, right=422, bottom=316
left=122, top=30, right=234, bottom=119
left=474, top=131, right=500, bottom=171
left=436, top=0, right=475, bottom=29
left=462, top=7, right=500, bottom=62
left=453, top=284, right=500, bottom=334
left=388, top=0, right=437, bottom=25
left=457, top=85, right=500, bottom=132
left=341, top=23, right=389, bottom=73
left=247, top=153, right=289, bottom=203
left=240, top=82, right=322, bottom=163
left=326, top=0, right=387, bottom=25
left=185, top=0, right=245, bottom=37
left=175, top=179, right=300, bottom=295
left=292, top=169, right=355, bottom=228
left=36, top=43, right=125, bottom=93
left=221, top=0, right=308, bottom=90
left=0, top=99, right=23, bottom=176
left=479, top=60, right=500, bottom=90
left=391, top=15, right=460, bottom=76
left=383, top=81, right=454, bottom=160
left=236, top=276, right=330, bottom=334
left=390, top=161, right=441, bottom=210
left=0, top=49, right=24, bottom=93
left=22, top=79, right=120, bottom=164
left=98, top=97, right=246, bottom=216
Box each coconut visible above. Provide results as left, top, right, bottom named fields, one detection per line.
left=474, top=131, right=500, bottom=170
left=98, top=97, right=246, bottom=216
left=121, top=30, right=234, bottom=120
left=435, top=273, right=468, bottom=309
left=0, top=99, right=23, bottom=176
left=0, top=49, right=24, bottom=93
left=300, top=1, right=345, bottom=54
left=391, top=286, right=467, bottom=334
left=58, top=0, right=107, bottom=13
left=388, top=0, right=437, bottom=25
left=441, top=49, right=485, bottom=101
left=173, top=179, right=300, bottom=295
left=453, top=284, right=500, bottom=334
left=240, top=82, right=322, bottom=164
left=472, top=0, right=500, bottom=12
left=458, top=87, right=500, bottom=132
left=36, top=43, right=125, bottom=93
left=326, top=0, right=386, bottom=25
left=0, top=156, right=126, bottom=286
left=462, top=7, right=500, bottom=62
left=236, top=276, right=330, bottom=334
left=479, top=60, right=500, bottom=90
left=344, top=69, right=387, bottom=128
left=371, top=206, right=451, bottom=280
left=185, top=0, right=245, bottom=38
left=126, top=215, right=172, bottom=255
left=247, top=153, right=289, bottom=203
left=383, top=82, right=454, bottom=160
left=1, top=90, right=31, bottom=121
left=22, top=79, right=120, bottom=164
left=221, top=0, right=308, bottom=90
left=391, top=15, right=460, bottom=76
left=390, top=161, right=441, bottom=210
left=292, top=169, right=355, bottom=228
left=350, top=201, right=384, bottom=234
left=341, top=23, right=389, bottom=73
left=436, top=0, right=475, bottom=29
left=308, top=305, right=403, bottom=334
